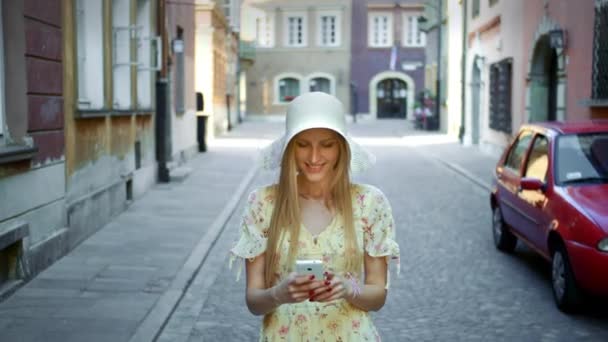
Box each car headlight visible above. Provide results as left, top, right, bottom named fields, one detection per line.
left=599, top=238, right=608, bottom=252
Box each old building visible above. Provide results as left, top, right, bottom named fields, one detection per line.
left=241, top=0, right=352, bottom=115
left=463, top=0, right=524, bottom=153
left=351, top=0, right=426, bottom=121
left=0, top=0, right=66, bottom=296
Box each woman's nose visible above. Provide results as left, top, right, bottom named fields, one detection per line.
left=310, top=146, right=321, bottom=162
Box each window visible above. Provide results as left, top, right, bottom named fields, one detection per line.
left=309, top=77, right=331, bottom=94
left=472, top=0, right=480, bottom=18
left=0, top=6, right=5, bottom=138
left=505, top=130, right=533, bottom=172
left=318, top=11, right=341, bottom=47
left=489, top=0, right=499, bottom=6
left=136, top=0, right=159, bottom=109
left=112, top=0, right=133, bottom=109
left=173, top=27, right=184, bottom=113
left=368, top=12, right=393, bottom=47
left=403, top=14, right=426, bottom=47
left=76, top=0, right=104, bottom=109
left=524, top=135, right=549, bottom=182
left=278, top=78, right=300, bottom=102
left=255, top=13, right=274, bottom=47
left=284, top=12, right=307, bottom=47
left=489, top=58, right=513, bottom=134
left=592, top=1, right=608, bottom=100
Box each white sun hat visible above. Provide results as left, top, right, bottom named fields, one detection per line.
left=260, top=92, right=376, bottom=173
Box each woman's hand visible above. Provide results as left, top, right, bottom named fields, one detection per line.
left=271, top=272, right=325, bottom=305
left=309, top=271, right=356, bottom=302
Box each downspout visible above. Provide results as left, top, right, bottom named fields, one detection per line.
left=459, top=0, right=468, bottom=143
left=155, top=0, right=170, bottom=182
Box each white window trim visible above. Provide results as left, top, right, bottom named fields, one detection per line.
left=317, top=10, right=341, bottom=47
left=76, top=0, right=105, bottom=110
left=273, top=73, right=304, bottom=104
left=0, top=4, right=5, bottom=138
left=136, top=0, right=159, bottom=110
left=112, top=0, right=133, bottom=110
left=306, top=72, right=336, bottom=95
left=255, top=12, right=275, bottom=48
left=283, top=11, right=308, bottom=47
left=402, top=13, right=426, bottom=47
left=368, top=12, right=393, bottom=48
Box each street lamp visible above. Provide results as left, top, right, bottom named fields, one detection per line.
left=418, top=0, right=443, bottom=131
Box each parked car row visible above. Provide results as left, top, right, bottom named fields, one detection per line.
left=490, top=120, right=608, bottom=313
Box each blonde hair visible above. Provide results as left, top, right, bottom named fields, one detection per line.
left=263, top=132, right=361, bottom=289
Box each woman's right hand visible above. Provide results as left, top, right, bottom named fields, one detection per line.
left=270, top=272, right=324, bottom=304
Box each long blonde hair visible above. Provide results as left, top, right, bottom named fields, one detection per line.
left=263, top=133, right=361, bottom=288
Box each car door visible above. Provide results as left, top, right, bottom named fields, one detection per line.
left=518, top=134, right=551, bottom=251
left=496, top=130, right=534, bottom=234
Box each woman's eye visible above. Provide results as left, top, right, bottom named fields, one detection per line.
left=322, top=142, right=336, bottom=148
left=296, top=142, right=308, bottom=148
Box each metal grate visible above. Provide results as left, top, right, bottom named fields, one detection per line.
left=489, top=58, right=512, bottom=134
left=592, top=2, right=608, bottom=99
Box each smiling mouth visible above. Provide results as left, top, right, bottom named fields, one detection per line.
left=305, top=163, right=325, bottom=173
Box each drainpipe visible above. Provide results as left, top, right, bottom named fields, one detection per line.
left=156, top=0, right=170, bottom=182
left=435, top=0, right=442, bottom=131
left=459, top=0, right=468, bottom=143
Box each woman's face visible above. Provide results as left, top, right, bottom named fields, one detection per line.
left=293, top=128, right=341, bottom=185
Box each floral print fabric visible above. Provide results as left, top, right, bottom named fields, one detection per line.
left=230, top=184, right=400, bottom=341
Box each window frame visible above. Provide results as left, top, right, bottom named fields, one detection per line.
left=255, top=12, right=274, bottom=48
left=402, top=13, right=426, bottom=47
left=307, top=72, right=336, bottom=95
left=472, top=0, right=480, bottom=18
left=283, top=11, right=307, bottom=47
left=76, top=0, right=105, bottom=110
left=317, top=10, right=341, bottom=47
left=592, top=1, right=608, bottom=100
left=489, top=58, right=513, bottom=134
left=523, top=134, right=549, bottom=182
left=504, top=130, right=533, bottom=174
left=274, top=73, right=303, bottom=104
left=368, top=12, right=393, bottom=48
left=0, top=4, right=5, bottom=139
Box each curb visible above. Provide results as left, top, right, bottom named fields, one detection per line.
left=129, top=164, right=259, bottom=342
left=434, top=157, right=493, bottom=192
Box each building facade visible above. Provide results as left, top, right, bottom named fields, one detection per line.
left=241, top=0, right=352, bottom=115
left=0, top=0, right=67, bottom=295
left=350, top=0, right=426, bottom=120
left=463, top=0, right=525, bottom=154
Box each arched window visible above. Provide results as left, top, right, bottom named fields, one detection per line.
left=309, top=77, right=331, bottom=94
left=279, top=77, right=300, bottom=102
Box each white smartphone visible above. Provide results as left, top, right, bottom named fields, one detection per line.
left=295, top=259, right=324, bottom=280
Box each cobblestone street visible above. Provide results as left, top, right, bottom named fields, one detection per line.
left=158, top=119, right=608, bottom=342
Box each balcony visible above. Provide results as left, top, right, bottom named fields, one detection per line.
left=239, top=40, right=256, bottom=66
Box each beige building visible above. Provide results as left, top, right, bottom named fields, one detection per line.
left=195, top=0, right=241, bottom=138
left=463, top=0, right=525, bottom=155
left=241, top=0, right=352, bottom=115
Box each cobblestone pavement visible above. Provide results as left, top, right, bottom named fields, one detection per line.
left=158, top=120, right=608, bottom=342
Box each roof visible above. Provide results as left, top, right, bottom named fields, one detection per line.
left=522, top=120, right=608, bottom=135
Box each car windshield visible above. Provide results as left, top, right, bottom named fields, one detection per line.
left=555, top=133, right=608, bottom=185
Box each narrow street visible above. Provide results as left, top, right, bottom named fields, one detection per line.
left=157, top=119, right=608, bottom=341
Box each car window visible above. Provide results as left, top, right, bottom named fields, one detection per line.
left=524, top=135, right=549, bottom=182
left=505, top=130, right=533, bottom=174
left=556, top=133, right=608, bottom=185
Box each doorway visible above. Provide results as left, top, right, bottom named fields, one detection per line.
left=529, top=35, right=559, bottom=122
left=376, top=78, right=408, bottom=119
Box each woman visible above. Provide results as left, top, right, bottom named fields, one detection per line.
left=230, top=92, right=399, bottom=340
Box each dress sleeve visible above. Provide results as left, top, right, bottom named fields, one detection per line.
left=229, top=188, right=269, bottom=281
left=362, top=187, right=400, bottom=289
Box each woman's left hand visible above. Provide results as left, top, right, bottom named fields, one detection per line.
left=309, top=271, right=353, bottom=302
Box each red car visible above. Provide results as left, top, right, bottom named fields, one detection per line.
left=490, top=120, right=608, bottom=312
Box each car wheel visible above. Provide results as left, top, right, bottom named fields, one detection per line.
left=551, top=244, right=582, bottom=313
left=492, top=206, right=517, bottom=252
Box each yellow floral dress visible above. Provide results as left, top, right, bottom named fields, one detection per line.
left=230, top=183, right=400, bottom=341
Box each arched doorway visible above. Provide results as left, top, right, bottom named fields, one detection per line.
left=529, top=35, right=559, bottom=122
left=471, top=58, right=482, bottom=144
left=376, top=78, right=407, bottom=118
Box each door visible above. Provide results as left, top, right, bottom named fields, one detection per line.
left=377, top=79, right=407, bottom=119
left=518, top=134, right=551, bottom=250
left=497, top=130, right=534, bottom=235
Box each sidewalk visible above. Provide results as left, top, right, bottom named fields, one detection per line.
left=0, top=122, right=279, bottom=342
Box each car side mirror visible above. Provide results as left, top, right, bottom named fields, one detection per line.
left=520, top=177, right=546, bottom=192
